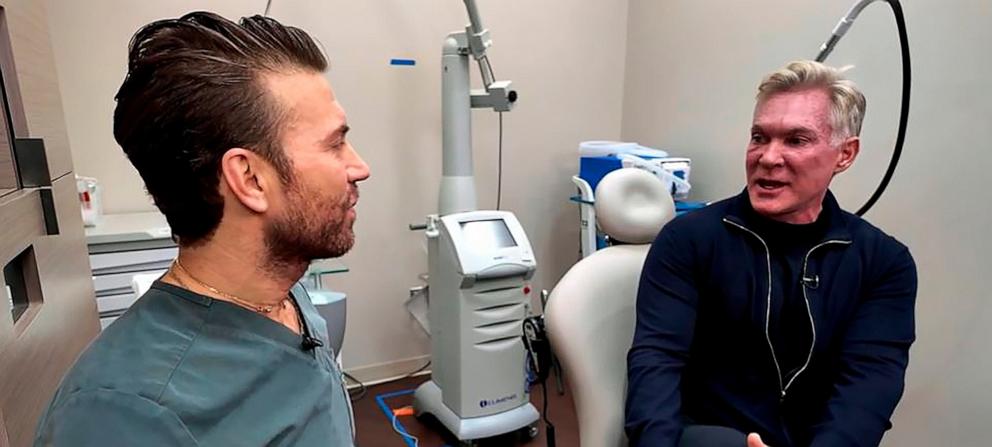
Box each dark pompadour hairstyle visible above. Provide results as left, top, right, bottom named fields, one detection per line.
left=113, top=11, right=327, bottom=245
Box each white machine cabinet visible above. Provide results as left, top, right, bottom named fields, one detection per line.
left=415, top=210, right=539, bottom=440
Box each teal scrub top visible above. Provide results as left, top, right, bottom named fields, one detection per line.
left=33, top=281, right=354, bottom=446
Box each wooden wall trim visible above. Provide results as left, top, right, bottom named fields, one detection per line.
left=0, top=409, right=10, bottom=447
left=0, top=6, right=26, bottom=137
left=0, top=177, right=98, bottom=447
left=1, top=1, right=72, bottom=179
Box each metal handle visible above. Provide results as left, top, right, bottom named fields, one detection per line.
left=14, top=138, right=59, bottom=235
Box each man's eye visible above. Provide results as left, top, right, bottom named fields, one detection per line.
left=786, top=137, right=809, bottom=147
left=750, top=133, right=766, bottom=143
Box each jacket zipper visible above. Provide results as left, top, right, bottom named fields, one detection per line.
left=723, top=218, right=785, bottom=398
left=782, top=240, right=852, bottom=394
left=722, top=219, right=851, bottom=400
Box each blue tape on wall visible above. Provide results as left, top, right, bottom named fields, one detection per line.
left=390, top=58, right=417, bottom=66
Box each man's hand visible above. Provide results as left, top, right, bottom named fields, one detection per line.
left=747, top=433, right=771, bottom=447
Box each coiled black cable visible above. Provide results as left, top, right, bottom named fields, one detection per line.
left=817, top=0, right=911, bottom=217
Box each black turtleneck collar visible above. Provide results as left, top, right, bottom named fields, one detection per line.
left=724, top=188, right=853, bottom=244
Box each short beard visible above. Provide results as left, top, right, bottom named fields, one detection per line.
left=263, top=178, right=356, bottom=275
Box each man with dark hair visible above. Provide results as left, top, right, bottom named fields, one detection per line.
left=34, top=12, right=369, bottom=446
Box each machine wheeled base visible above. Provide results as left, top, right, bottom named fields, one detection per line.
left=413, top=380, right=539, bottom=442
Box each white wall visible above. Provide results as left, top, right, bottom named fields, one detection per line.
left=622, top=0, right=992, bottom=445
left=46, top=0, right=630, bottom=378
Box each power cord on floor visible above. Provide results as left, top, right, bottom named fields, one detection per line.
left=540, top=380, right=556, bottom=447
left=343, top=360, right=431, bottom=404
left=343, top=371, right=368, bottom=402
left=523, top=315, right=556, bottom=447
left=399, top=360, right=432, bottom=380
left=391, top=407, right=420, bottom=447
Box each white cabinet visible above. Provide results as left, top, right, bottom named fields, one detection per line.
left=85, top=212, right=176, bottom=329
left=84, top=212, right=349, bottom=354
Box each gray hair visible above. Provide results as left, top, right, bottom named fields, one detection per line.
left=757, top=60, right=866, bottom=144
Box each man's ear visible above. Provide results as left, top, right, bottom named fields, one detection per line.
left=834, top=136, right=860, bottom=174
left=220, top=148, right=269, bottom=213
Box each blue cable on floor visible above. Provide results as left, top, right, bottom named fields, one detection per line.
left=375, top=389, right=418, bottom=447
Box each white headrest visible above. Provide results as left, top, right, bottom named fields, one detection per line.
left=594, top=168, right=676, bottom=244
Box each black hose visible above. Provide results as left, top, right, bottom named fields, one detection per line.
left=818, top=0, right=911, bottom=217
left=541, top=381, right=556, bottom=447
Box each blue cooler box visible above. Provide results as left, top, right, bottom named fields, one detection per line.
left=579, top=155, right=666, bottom=193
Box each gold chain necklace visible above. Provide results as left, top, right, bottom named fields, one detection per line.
left=171, top=258, right=290, bottom=314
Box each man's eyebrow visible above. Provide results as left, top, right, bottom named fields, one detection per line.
left=322, top=124, right=350, bottom=145
left=751, top=124, right=818, bottom=136
left=786, top=126, right=818, bottom=137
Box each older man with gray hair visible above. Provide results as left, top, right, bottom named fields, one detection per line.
left=625, top=61, right=917, bottom=447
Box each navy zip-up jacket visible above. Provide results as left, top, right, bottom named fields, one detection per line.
left=625, top=190, right=917, bottom=447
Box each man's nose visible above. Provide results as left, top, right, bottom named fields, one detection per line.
left=347, top=145, right=371, bottom=182
left=758, top=141, right=785, bottom=167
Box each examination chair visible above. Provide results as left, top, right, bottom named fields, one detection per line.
left=546, top=168, right=676, bottom=447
